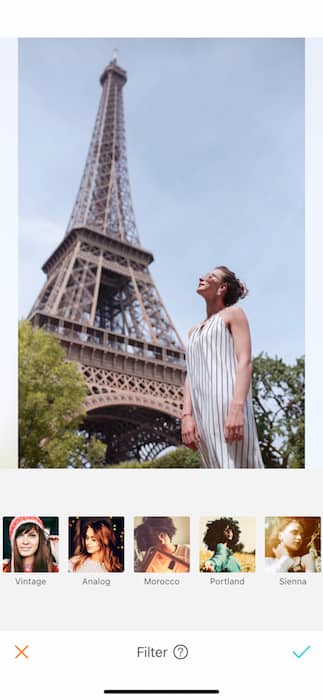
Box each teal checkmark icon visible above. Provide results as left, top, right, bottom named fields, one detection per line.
left=293, top=645, right=311, bottom=659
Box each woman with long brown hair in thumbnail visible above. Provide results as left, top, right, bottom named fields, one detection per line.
left=181, top=265, right=263, bottom=468
left=3, top=516, right=59, bottom=573
left=69, top=518, right=123, bottom=573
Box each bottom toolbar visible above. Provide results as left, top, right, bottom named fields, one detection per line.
left=1, top=630, right=320, bottom=700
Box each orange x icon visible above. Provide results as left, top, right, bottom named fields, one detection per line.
left=15, top=645, right=29, bottom=659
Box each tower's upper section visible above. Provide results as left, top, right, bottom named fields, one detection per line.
left=66, top=57, right=140, bottom=245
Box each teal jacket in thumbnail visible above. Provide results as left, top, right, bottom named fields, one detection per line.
left=206, top=543, right=241, bottom=572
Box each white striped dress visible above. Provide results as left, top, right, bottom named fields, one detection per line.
left=186, top=314, right=264, bottom=469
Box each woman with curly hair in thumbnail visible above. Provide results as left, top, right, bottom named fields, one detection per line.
left=69, top=518, right=123, bottom=573
left=3, top=516, right=59, bottom=573
left=202, top=517, right=241, bottom=572
left=265, top=517, right=321, bottom=572
left=134, top=517, right=190, bottom=572
left=182, top=265, right=264, bottom=468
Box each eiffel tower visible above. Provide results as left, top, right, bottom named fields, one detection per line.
left=28, top=55, right=186, bottom=464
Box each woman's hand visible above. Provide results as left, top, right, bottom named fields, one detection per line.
left=181, top=415, right=200, bottom=450
left=202, top=560, right=215, bottom=572
left=224, top=401, right=244, bottom=442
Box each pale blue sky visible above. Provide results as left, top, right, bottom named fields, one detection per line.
left=19, top=38, right=304, bottom=362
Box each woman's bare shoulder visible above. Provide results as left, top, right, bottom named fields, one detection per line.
left=188, top=325, right=197, bottom=338
left=221, top=305, right=248, bottom=324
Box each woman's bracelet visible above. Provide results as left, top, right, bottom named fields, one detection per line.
left=181, top=412, right=192, bottom=419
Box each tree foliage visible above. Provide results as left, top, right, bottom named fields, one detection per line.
left=110, top=446, right=201, bottom=469
left=19, top=321, right=106, bottom=468
left=252, top=354, right=304, bottom=468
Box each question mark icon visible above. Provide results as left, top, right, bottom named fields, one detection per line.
left=173, top=644, right=188, bottom=660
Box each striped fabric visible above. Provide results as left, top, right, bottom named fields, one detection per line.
left=186, top=314, right=264, bottom=469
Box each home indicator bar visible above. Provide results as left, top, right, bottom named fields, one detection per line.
left=104, top=691, right=220, bottom=695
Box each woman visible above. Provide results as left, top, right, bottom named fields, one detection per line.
left=3, top=516, right=59, bottom=573
left=134, top=517, right=190, bottom=572
left=202, top=517, right=241, bottom=572
left=69, top=518, right=123, bottom=573
left=182, top=265, right=264, bottom=468
left=265, top=518, right=320, bottom=573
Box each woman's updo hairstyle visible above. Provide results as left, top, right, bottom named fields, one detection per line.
left=217, top=266, right=248, bottom=306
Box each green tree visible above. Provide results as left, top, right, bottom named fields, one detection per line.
left=111, top=446, right=201, bottom=469
left=19, top=321, right=106, bottom=468
left=252, top=354, right=304, bottom=468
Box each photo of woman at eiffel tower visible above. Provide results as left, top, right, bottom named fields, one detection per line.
left=182, top=265, right=264, bottom=468
left=14, top=38, right=304, bottom=470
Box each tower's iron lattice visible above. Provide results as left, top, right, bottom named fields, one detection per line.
left=29, top=57, right=186, bottom=464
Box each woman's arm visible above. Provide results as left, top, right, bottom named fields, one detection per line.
left=301, top=552, right=317, bottom=572
left=266, top=555, right=295, bottom=572
left=181, top=376, right=200, bottom=450
left=203, top=546, right=228, bottom=572
left=224, top=307, right=252, bottom=443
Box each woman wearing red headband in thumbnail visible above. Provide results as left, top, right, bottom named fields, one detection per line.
left=3, top=516, right=59, bottom=573
left=182, top=265, right=264, bottom=468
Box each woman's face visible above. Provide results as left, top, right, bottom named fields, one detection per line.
left=279, top=521, right=304, bottom=553
left=196, top=268, right=225, bottom=299
left=85, top=527, right=101, bottom=555
left=224, top=525, right=234, bottom=542
left=16, top=527, right=40, bottom=558
left=157, top=532, right=172, bottom=550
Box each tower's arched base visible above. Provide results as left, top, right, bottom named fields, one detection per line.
left=84, top=404, right=182, bottom=464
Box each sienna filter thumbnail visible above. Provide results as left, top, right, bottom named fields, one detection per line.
left=68, top=517, right=124, bottom=573
left=134, top=517, right=190, bottom=573
left=2, top=516, right=59, bottom=573
left=200, top=517, right=256, bottom=573
left=265, top=517, right=321, bottom=573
